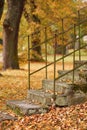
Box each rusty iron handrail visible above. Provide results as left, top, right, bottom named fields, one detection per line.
left=28, top=6, right=87, bottom=100
left=28, top=33, right=87, bottom=76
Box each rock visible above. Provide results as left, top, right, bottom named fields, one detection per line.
left=67, top=90, right=87, bottom=106
left=55, top=95, right=68, bottom=106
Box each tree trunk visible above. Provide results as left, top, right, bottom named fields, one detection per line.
left=3, top=0, right=25, bottom=70
left=31, top=35, right=43, bottom=61
left=29, top=0, right=42, bottom=61
left=0, top=0, right=4, bottom=20
left=24, top=0, right=43, bottom=61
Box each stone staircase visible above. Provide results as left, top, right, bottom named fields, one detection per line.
left=7, top=61, right=87, bottom=115
left=27, top=61, right=87, bottom=107
left=27, top=80, right=73, bottom=106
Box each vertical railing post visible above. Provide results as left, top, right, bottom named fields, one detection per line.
left=28, top=35, right=30, bottom=90
left=78, top=10, right=81, bottom=61
left=45, top=27, right=48, bottom=79
left=62, top=18, right=65, bottom=70
left=73, top=24, right=76, bottom=84
left=53, top=32, right=57, bottom=100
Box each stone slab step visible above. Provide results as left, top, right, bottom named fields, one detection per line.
left=27, top=88, right=87, bottom=107
left=27, top=89, right=70, bottom=106
left=56, top=90, right=87, bottom=106
left=27, top=89, right=53, bottom=105
left=7, top=100, right=48, bottom=115
left=42, top=79, right=73, bottom=95
left=58, top=70, right=79, bottom=81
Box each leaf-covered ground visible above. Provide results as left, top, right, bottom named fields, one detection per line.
left=0, top=102, right=87, bottom=130
left=0, top=62, right=87, bottom=130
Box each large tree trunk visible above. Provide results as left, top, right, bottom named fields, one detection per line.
left=3, top=0, right=24, bottom=70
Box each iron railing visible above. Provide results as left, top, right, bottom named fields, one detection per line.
left=28, top=6, right=87, bottom=99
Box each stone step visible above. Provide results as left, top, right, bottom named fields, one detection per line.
left=7, top=89, right=87, bottom=114
left=57, top=70, right=79, bottom=81
left=27, top=88, right=87, bottom=107
left=7, top=100, right=48, bottom=115
left=42, top=79, right=73, bottom=95
left=56, top=88, right=87, bottom=106
left=27, top=89, right=72, bottom=106
left=27, top=89, right=53, bottom=106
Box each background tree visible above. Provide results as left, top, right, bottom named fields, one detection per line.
left=23, top=0, right=43, bottom=61
left=22, top=0, right=77, bottom=56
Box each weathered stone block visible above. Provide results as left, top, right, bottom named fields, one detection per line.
left=55, top=95, right=68, bottom=106
left=42, top=79, right=73, bottom=96
left=7, top=100, right=48, bottom=115
left=27, top=89, right=53, bottom=105
left=58, top=70, right=79, bottom=81
left=67, top=90, right=87, bottom=106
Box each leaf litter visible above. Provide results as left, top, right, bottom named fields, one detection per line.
left=0, top=62, right=87, bottom=130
